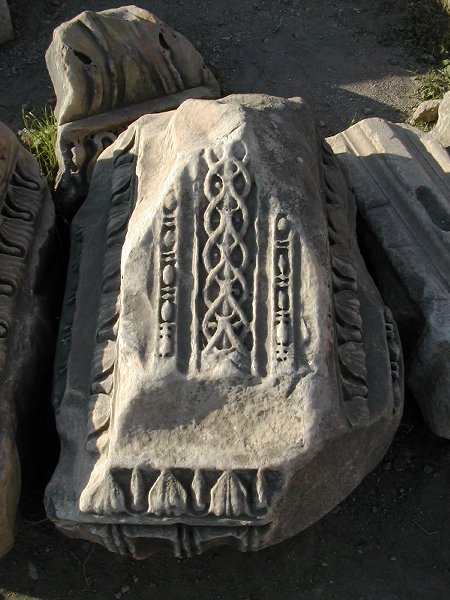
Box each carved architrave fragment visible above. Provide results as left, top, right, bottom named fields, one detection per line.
left=0, top=122, right=55, bottom=557
left=46, top=6, right=220, bottom=217
left=328, top=118, right=450, bottom=438
left=46, top=95, right=403, bottom=558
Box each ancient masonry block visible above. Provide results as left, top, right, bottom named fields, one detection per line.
left=46, top=95, right=403, bottom=558
left=0, top=122, right=55, bottom=557
left=46, top=6, right=220, bottom=217
left=328, top=117, right=450, bottom=438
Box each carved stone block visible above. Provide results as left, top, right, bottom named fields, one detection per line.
left=0, top=122, right=55, bottom=557
left=46, top=6, right=220, bottom=217
left=328, top=118, right=450, bottom=438
left=46, top=95, right=403, bottom=557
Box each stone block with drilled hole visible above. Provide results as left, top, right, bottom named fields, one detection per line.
left=0, top=122, right=55, bottom=557
left=46, top=5, right=220, bottom=218
left=46, top=95, right=403, bottom=558
left=328, top=118, right=450, bottom=438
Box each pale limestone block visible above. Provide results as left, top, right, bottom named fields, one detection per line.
left=46, top=6, right=220, bottom=218
left=328, top=117, right=450, bottom=438
left=46, top=95, right=402, bottom=557
left=432, top=90, right=450, bottom=148
left=0, top=122, right=55, bottom=557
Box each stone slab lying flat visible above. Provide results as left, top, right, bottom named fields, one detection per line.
left=46, top=95, right=403, bottom=558
left=328, top=118, right=450, bottom=438
left=0, top=122, right=55, bottom=556
left=46, top=5, right=220, bottom=217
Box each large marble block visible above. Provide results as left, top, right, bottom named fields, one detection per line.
left=46, top=5, right=220, bottom=217
left=0, top=122, right=55, bottom=557
left=46, top=95, right=403, bottom=557
left=328, top=118, right=450, bottom=438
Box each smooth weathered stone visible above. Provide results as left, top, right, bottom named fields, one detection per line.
left=432, top=91, right=450, bottom=149
left=0, top=0, right=13, bottom=45
left=0, top=122, right=55, bottom=556
left=328, top=118, right=450, bottom=438
left=46, top=95, right=403, bottom=558
left=46, top=6, right=220, bottom=218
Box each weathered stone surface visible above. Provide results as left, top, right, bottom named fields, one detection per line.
left=432, top=90, right=450, bottom=148
left=328, top=118, right=450, bottom=438
left=0, top=0, right=13, bottom=45
left=46, top=95, right=403, bottom=557
left=0, top=122, right=55, bottom=556
left=411, top=99, right=440, bottom=125
left=46, top=6, right=220, bottom=218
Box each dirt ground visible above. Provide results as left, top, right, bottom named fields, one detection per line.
left=0, top=1, right=449, bottom=599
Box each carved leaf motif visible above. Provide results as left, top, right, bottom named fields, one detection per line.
left=334, top=290, right=362, bottom=329
left=344, top=397, right=370, bottom=427
left=209, top=471, right=251, bottom=517
left=336, top=322, right=361, bottom=343
left=330, top=247, right=357, bottom=280
left=255, top=469, right=268, bottom=511
left=79, top=471, right=126, bottom=515
left=131, top=468, right=146, bottom=512
left=147, top=470, right=187, bottom=516
left=332, top=271, right=357, bottom=293
left=341, top=375, right=368, bottom=399
left=338, top=341, right=367, bottom=382
left=89, top=393, right=111, bottom=433
left=191, top=470, right=208, bottom=512
left=91, top=340, right=116, bottom=382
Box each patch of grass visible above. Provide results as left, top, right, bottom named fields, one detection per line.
left=19, top=107, right=57, bottom=184
left=417, top=62, right=450, bottom=100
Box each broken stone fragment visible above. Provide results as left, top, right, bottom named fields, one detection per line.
left=46, top=6, right=220, bottom=218
left=46, top=95, right=403, bottom=558
left=411, top=99, right=441, bottom=125
left=328, top=117, right=450, bottom=438
left=432, top=91, right=450, bottom=149
left=0, top=122, right=55, bottom=557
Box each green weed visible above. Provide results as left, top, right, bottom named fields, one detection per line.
left=417, top=62, right=450, bottom=100
left=19, top=107, right=57, bottom=184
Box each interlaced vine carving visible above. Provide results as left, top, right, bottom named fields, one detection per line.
left=201, top=141, right=252, bottom=366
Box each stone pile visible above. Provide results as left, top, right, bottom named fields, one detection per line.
left=1, top=4, right=449, bottom=560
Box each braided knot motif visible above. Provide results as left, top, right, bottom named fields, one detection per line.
left=202, top=140, right=252, bottom=363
